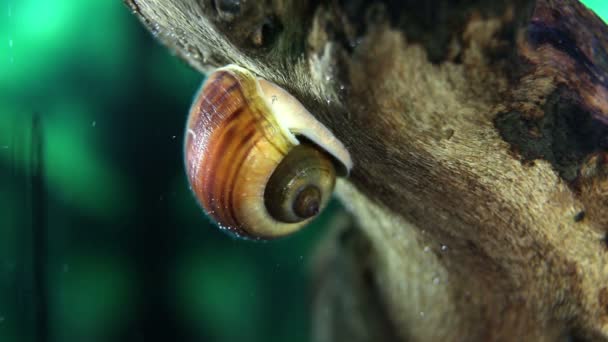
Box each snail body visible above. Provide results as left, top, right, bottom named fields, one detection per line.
left=185, top=65, right=352, bottom=239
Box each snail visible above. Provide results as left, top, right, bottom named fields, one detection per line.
left=184, top=65, right=352, bottom=239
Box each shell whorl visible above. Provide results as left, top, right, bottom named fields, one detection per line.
left=185, top=65, right=351, bottom=239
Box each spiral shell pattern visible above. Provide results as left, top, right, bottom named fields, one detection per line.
left=185, top=65, right=351, bottom=239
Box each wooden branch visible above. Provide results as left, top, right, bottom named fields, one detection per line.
left=126, top=0, right=608, bottom=340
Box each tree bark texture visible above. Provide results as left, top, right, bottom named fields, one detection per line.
left=126, top=0, right=608, bottom=340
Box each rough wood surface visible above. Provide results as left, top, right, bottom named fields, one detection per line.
left=126, top=0, right=608, bottom=340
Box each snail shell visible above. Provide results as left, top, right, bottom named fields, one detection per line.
left=185, top=65, right=352, bottom=239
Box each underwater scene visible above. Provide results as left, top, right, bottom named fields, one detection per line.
left=0, top=1, right=341, bottom=341
left=1, top=1, right=607, bottom=342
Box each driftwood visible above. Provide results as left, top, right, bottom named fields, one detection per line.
left=125, top=0, right=608, bottom=340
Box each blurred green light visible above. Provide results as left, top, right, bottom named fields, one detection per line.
left=175, top=251, right=266, bottom=341
left=43, top=101, right=132, bottom=220
left=0, top=1, right=131, bottom=95
left=50, top=254, right=134, bottom=340
left=582, top=0, right=608, bottom=22
left=0, top=0, right=136, bottom=220
left=18, top=0, right=71, bottom=39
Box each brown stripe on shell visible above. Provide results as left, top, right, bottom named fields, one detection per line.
left=198, top=77, right=240, bottom=117
left=199, top=79, right=250, bottom=228
left=206, top=116, right=256, bottom=227
left=224, top=119, right=295, bottom=234
left=204, top=124, right=239, bottom=225
left=244, top=93, right=288, bottom=156
left=224, top=129, right=258, bottom=229
left=186, top=70, right=246, bottom=228
left=212, top=108, right=285, bottom=231
left=185, top=71, right=240, bottom=185
left=185, top=66, right=298, bottom=237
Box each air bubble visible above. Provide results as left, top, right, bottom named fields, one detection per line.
left=151, top=23, right=162, bottom=37
left=187, top=46, right=201, bottom=60
left=350, top=37, right=363, bottom=49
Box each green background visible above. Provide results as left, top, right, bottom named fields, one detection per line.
left=0, top=1, right=606, bottom=341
